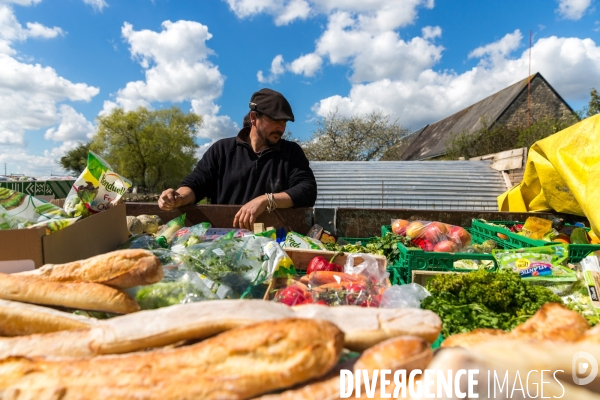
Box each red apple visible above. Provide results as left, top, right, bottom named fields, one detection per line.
left=424, top=221, right=448, bottom=244
left=391, top=219, right=410, bottom=235
left=434, top=240, right=458, bottom=253
left=422, top=239, right=435, bottom=251
left=449, top=226, right=472, bottom=249
left=405, top=221, right=426, bottom=239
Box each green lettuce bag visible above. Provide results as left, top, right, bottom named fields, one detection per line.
left=64, top=151, right=131, bottom=218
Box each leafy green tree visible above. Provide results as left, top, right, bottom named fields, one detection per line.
left=59, top=142, right=91, bottom=175
left=91, top=106, right=201, bottom=192
left=587, top=88, right=600, bottom=117
left=295, top=111, right=409, bottom=161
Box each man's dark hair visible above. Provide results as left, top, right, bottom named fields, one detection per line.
left=243, top=112, right=251, bottom=127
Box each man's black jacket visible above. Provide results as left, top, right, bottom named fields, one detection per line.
left=181, top=127, right=317, bottom=207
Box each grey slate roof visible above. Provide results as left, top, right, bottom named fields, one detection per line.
left=311, top=160, right=506, bottom=210
left=399, top=73, right=545, bottom=160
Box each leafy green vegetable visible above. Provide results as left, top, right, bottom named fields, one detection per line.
left=325, top=233, right=411, bottom=265
left=135, top=280, right=210, bottom=310
left=420, top=269, right=563, bottom=337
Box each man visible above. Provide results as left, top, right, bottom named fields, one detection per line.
left=158, top=88, right=317, bottom=230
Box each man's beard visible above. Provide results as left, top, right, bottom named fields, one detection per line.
left=257, top=126, right=282, bottom=147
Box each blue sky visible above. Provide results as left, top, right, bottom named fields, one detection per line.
left=1, top=0, right=599, bottom=177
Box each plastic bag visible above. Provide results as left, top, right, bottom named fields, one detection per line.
left=119, top=234, right=162, bottom=250
left=380, top=284, right=431, bottom=308
left=63, top=151, right=131, bottom=218
left=0, top=188, right=80, bottom=234
left=130, top=249, right=217, bottom=310
left=282, top=231, right=327, bottom=250
left=203, top=228, right=253, bottom=242
left=390, top=219, right=472, bottom=251
left=343, top=253, right=390, bottom=287
left=170, top=222, right=212, bottom=250
left=155, top=214, right=186, bottom=248
left=183, top=236, right=293, bottom=298
left=277, top=253, right=389, bottom=307
left=493, top=244, right=575, bottom=282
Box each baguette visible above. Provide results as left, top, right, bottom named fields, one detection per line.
left=0, top=318, right=345, bottom=400
left=18, top=249, right=163, bottom=289
left=0, top=273, right=140, bottom=314
left=293, top=304, right=441, bottom=350
left=0, top=299, right=95, bottom=336
left=256, top=336, right=433, bottom=400
left=0, top=300, right=441, bottom=359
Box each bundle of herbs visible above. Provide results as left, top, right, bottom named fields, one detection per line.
left=420, top=269, right=563, bottom=338
left=325, top=233, right=411, bottom=265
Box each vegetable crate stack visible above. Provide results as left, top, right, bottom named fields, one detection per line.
left=382, top=220, right=498, bottom=285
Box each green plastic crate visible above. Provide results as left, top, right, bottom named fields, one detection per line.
left=431, top=334, right=444, bottom=349
left=470, top=219, right=548, bottom=248
left=382, top=225, right=498, bottom=284
left=336, top=236, right=407, bottom=285
left=471, top=219, right=600, bottom=263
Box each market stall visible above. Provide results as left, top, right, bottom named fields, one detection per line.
left=3, top=112, right=600, bottom=399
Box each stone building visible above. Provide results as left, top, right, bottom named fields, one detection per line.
left=397, top=72, right=576, bottom=160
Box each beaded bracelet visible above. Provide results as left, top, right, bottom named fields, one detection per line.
left=266, top=193, right=277, bottom=213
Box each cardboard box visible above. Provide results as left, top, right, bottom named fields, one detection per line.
left=0, top=203, right=129, bottom=272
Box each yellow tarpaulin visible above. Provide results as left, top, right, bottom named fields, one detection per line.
left=498, top=114, right=600, bottom=236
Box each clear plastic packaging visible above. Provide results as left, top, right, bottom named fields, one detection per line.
left=182, top=235, right=294, bottom=299
left=390, top=219, right=472, bottom=252
left=170, top=222, right=211, bottom=249
left=0, top=188, right=80, bottom=234
left=130, top=249, right=218, bottom=310
left=380, top=283, right=431, bottom=308
left=493, top=244, right=575, bottom=282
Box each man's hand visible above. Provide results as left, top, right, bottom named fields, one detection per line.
left=233, top=195, right=267, bottom=230
left=158, top=188, right=184, bottom=211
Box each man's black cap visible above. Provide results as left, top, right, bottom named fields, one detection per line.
left=249, top=88, right=295, bottom=122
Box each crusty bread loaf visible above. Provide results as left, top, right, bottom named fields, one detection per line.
left=257, top=336, right=433, bottom=400
left=293, top=304, right=441, bottom=350
left=442, top=303, right=589, bottom=349
left=0, top=318, right=345, bottom=400
left=422, top=346, right=600, bottom=400
left=0, top=273, right=140, bottom=314
left=0, top=300, right=441, bottom=359
left=18, top=249, right=163, bottom=289
left=0, top=299, right=95, bottom=336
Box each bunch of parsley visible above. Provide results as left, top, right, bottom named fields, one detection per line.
left=421, top=269, right=563, bottom=337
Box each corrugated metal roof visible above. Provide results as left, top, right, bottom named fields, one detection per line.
left=400, top=74, right=536, bottom=160
left=311, top=160, right=506, bottom=210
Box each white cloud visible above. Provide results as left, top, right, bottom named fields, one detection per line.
left=556, top=0, right=591, bottom=20
left=26, top=22, right=64, bottom=38
left=0, top=5, right=63, bottom=54
left=44, top=105, right=96, bottom=142
left=313, top=30, right=600, bottom=131
left=0, top=6, right=98, bottom=149
left=422, top=26, right=441, bottom=40
left=252, top=1, right=441, bottom=82
left=83, top=0, right=108, bottom=12
left=103, top=20, right=237, bottom=141
left=289, top=53, right=322, bottom=76
left=257, top=54, right=285, bottom=83
left=275, top=0, right=311, bottom=25
left=468, top=29, right=522, bottom=67
left=0, top=0, right=42, bottom=5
